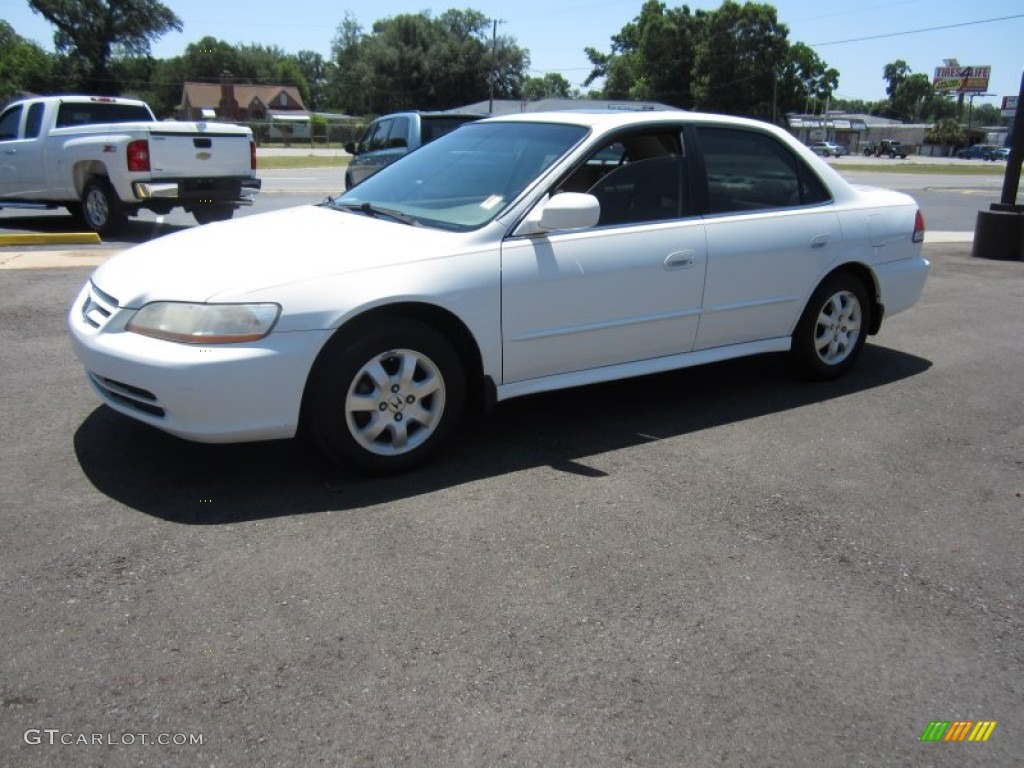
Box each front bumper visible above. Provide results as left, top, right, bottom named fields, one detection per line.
left=68, top=281, right=329, bottom=443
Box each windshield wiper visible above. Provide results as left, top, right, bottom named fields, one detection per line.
left=336, top=202, right=419, bottom=227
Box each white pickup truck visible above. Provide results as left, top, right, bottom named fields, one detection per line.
left=0, top=95, right=261, bottom=233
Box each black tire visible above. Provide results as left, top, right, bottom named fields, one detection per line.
left=192, top=204, right=235, bottom=225
left=791, top=273, right=870, bottom=380
left=305, top=319, right=466, bottom=474
left=78, top=177, right=124, bottom=235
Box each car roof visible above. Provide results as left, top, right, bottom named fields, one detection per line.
left=374, top=111, right=485, bottom=119
left=482, top=109, right=772, bottom=132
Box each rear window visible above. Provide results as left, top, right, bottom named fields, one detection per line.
left=56, top=102, right=154, bottom=128
left=421, top=116, right=479, bottom=143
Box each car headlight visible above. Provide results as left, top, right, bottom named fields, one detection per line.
left=126, top=302, right=281, bottom=344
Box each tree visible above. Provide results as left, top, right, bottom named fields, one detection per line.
left=692, top=1, right=789, bottom=118
left=328, top=14, right=374, bottom=114
left=584, top=1, right=834, bottom=120
left=296, top=51, right=328, bottom=112
left=0, top=21, right=56, bottom=103
left=28, top=0, right=182, bottom=94
left=882, top=60, right=911, bottom=99
left=523, top=73, right=572, bottom=100
left=327, top=10, right=528, bottom=114
left=925, top=117, right=964, bottom=152
left=971, top=103, right=1002, bottom=126
left=585, top=0, right=699, bottom=106
left=776, top=42, right=838, bottom=117
left=878, top=60, right=952, bottom=122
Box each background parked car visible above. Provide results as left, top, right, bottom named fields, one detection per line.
left=344, top=111, right=482, bottom=188
left=809, top=141, right=848, bottom=157
left=862, top=140, right=909, bottom=159
left=956, top=144, right=1000, bottom=160
left=990, top=147, right=1010, bottom=161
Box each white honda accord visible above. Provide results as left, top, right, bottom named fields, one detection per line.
left=69, top=110, right=929, bottom=474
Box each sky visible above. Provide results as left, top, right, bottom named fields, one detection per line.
left=2, top=0, right=1021, bottom=108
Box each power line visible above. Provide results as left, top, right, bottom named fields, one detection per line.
left=812, top=13, right=1024, bottom=46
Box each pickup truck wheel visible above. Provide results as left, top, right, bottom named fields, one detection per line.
left=78, top=178, right=124, bottom=234
left=192, top=205, right=235, bottom=225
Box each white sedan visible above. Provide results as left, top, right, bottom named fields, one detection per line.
left=69, top=110, right=929, bottom=474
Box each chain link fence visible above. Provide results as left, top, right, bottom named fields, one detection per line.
left=247, top=118, right=368, bottom=149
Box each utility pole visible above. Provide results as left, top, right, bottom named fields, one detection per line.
left=488, top=19, right=507, bottom=115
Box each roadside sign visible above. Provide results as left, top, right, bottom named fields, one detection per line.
left=933, top=65, right=991, bottom=93
left=1002, top=96, right=1019, bottom=119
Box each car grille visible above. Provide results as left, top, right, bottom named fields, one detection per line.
left=88, top=372, right=166, bottom=418
left=81, top=282, right=120, bottom=330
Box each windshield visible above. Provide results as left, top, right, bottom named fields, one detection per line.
left=332, top=121, right=588, bottom=231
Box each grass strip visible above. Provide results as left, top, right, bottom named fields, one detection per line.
left=257, top=156, right=350, bottom=170
left=829, top=162, right=1006, bottom=175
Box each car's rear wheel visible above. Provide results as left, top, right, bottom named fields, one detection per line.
left=306, top=319, right=465, bottom=474
left=791, top=273, right=870, bottom=380
left=78, top=177, right=125, bottom=235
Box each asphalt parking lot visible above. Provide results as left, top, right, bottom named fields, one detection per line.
left=0, top=243, right=1022, bottom=767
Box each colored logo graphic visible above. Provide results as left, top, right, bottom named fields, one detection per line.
left=921, top=721, right=997, bottom=742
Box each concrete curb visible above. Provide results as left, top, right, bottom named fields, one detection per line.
left=0, top=249, right=121, bottom=270
left=926, top=231, right=975, bottom=243
left=0, top=232, right=101, bottom=247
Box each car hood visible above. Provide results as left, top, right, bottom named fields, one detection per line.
left=92, top=205, right=461, bottom=307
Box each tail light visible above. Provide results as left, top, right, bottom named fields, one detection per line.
left=250, top=140, right=257, bottom=170
left=912, top=209, right=925, bottom=243
left=126, top=140, right=150, bottom=172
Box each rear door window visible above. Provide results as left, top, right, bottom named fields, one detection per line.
left=697, top=126, right=830, bottom=214
left=386, top=116, right=410, bottom=148
left=362, top=119, right=394, bottom=152
left=24, top=103, right=45, bottom=138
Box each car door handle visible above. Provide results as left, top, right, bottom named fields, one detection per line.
left=664, top=250, right=696, bottom=269
left=3, top=149, right=16, bottom=155
left=810, top=234, right=830, bottom=249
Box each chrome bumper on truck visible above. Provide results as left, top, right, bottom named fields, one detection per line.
left=132, top=177, right=262, bottom=203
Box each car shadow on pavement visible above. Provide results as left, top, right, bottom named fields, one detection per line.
left=0, top=212, right=189, bottom=244
left=73, top=344, right=931, bottom=525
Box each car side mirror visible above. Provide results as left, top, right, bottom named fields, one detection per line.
left=344, top=142, right=357, bottom=155
left=517, top=193, right=601, bottom=235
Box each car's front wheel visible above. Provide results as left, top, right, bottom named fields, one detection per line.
left=791, top=273, right=870, bottom=380
left=305, top=319, right=466, bottom=474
